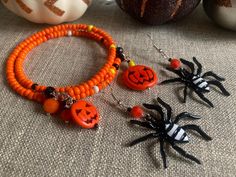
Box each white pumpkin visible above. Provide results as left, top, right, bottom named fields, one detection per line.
left=1, top=0, right=92, bottom=24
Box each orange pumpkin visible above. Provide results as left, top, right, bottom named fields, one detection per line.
left=123, top=65, right=158, bottom=91
left=71, top=100, right=99, bottom=129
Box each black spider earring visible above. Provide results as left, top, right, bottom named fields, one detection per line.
left=148, top=35, right=230, bottom=107
left=110, top=92, right=212, bottom=168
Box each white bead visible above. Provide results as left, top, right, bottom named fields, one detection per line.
left=93, top=86, right=99, bottom=94
left=67, top=30, right=72, bottom=37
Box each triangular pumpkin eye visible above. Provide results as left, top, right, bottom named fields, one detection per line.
left=140, top=73, right=145, bottom=78
left=76, top=109, right=82, bottom=115
left=128, top=71, right=135, bottom=75
left=86, top=111, right=90, bottom=115
left=85, top=103, right=90, bottom=107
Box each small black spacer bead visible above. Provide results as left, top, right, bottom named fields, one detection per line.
left=93, top=124, right=99, bottom=130
left=168, top=58, right=172, bottom=62
left=117, top=53, right=126, bottom=61
left=31, top=83, right=38, bottom=90
left=100, top=38, right=104, bottom=43
left=116, top=47, right=124, bottom=54
left=44, top=86, right=56, bottom=98
left=127, top=107, right=132, bottom=112
left=116, top=47, right=126, bottom=61
left=112, top=63, right=120, bottom=70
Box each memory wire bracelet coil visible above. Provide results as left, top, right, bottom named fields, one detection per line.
left=6, top=24, right=121, bottom=128
left=6, top=24, right=120, bottom=103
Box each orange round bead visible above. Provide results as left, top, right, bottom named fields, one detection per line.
left=60, top=109, right=72, bottom=123
left=43, top=99, right=60, bottom=114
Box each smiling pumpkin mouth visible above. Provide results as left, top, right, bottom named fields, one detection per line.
left=85, top=114, right=98, bottom=124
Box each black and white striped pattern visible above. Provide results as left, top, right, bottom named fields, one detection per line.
left=192, top=75, right=210, bottom=91
left=165, top=124, right=189, bottom=142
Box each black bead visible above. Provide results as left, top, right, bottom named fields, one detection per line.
left=44, top=86, right=55, bottom=98
left=116, top=47, right=124, bottom=54
left=117, top=53, right=126, bottom=61
left=31, top=83, right=38, bottom=90
left=100, top=38, right=104, bottom=43
left=116, top=47, right=126, bottom=61
left=112, top=63, right=120, bottom=70
left=127, top=107, right=132, bottom=112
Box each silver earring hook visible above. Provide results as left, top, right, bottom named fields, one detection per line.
left=147, top=34, right=170, bottom=60
left=110, top=86, right=129, bottom=111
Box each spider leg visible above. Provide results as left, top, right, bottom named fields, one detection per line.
left=145, top=116, right=159, bottom=127
left=160, top=78, right=183, bottom=85
left=143, top=103, right=164, bottom=119
left=174, top=112, right=201, bottom=123
left=181, top=124, right=212, bottom=141
left=183, top=85, right=188, bottom=103
left=157, top=97, right=172, bottom=120
left=202, top=71, right=225, bottom=81
left=194, top=90, right=214, bottom=107
left=170, top=142, right=201, bottom=164
left=160, top=138, right=167, bottom=168
left=130, top=120, right=155, bottom=130
left=192, top=57, right=202, bottom=75
left=180, top=58, right=195, bottom=73
left=207, top=80, right=230, bottom=96
left=129, top=133, right=158, bottom=146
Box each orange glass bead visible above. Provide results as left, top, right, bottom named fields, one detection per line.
left=130, top=106, right=144, bottom=119
left=170, top=58, right=181, bottom=70
left=60, top=109, right=72, bottom=123
left=43, top=99, right=60, bottom=114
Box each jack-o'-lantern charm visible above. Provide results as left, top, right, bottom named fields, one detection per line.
left=71, top=100, right=99, bottom=129
left=116, top=47, right=158, bottom=91
left=123, top=65, right=158, bottom=91
left=1, top=0, right=92, bottom=24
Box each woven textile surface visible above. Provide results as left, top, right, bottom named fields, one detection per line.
left=0, top=1, right=236, bottom=177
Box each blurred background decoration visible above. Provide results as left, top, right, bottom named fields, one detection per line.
left=1, top=0, right=92, bottom=24
left=203, top=0, right=236, bottom=31
left=115, top=0, right=201, bottom=25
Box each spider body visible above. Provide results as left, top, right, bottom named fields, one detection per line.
left=161, top=57, right=230, bottom=107
left=165, top=123, right=189, bottom=142
left=129, top=98, right=212, bottom=168
left=191, top=75, right=210, bottom=92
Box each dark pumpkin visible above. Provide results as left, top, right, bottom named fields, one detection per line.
left=115, top=0, right=201, bottom=25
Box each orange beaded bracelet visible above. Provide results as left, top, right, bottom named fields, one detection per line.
left=6, top=24, right=121, bottom=129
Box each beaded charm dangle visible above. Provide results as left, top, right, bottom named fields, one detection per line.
left=116, top=47, right=158, bottom=91
left=128, top=98, right=212, bottom=168
left=110, top=91, right=212, bottom=168
left=148, top=35, right=230, bottom=107
left=43, top=87, right=99, bottom=128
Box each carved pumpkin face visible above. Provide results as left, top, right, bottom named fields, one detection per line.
left=123, top=65, right=158, bottom=91
left=71, top=100, right=99, bottom=129
left=1, top=0, right=92, bottom=24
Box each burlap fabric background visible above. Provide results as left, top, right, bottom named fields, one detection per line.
left=0, top=1, right=236, bottom=177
